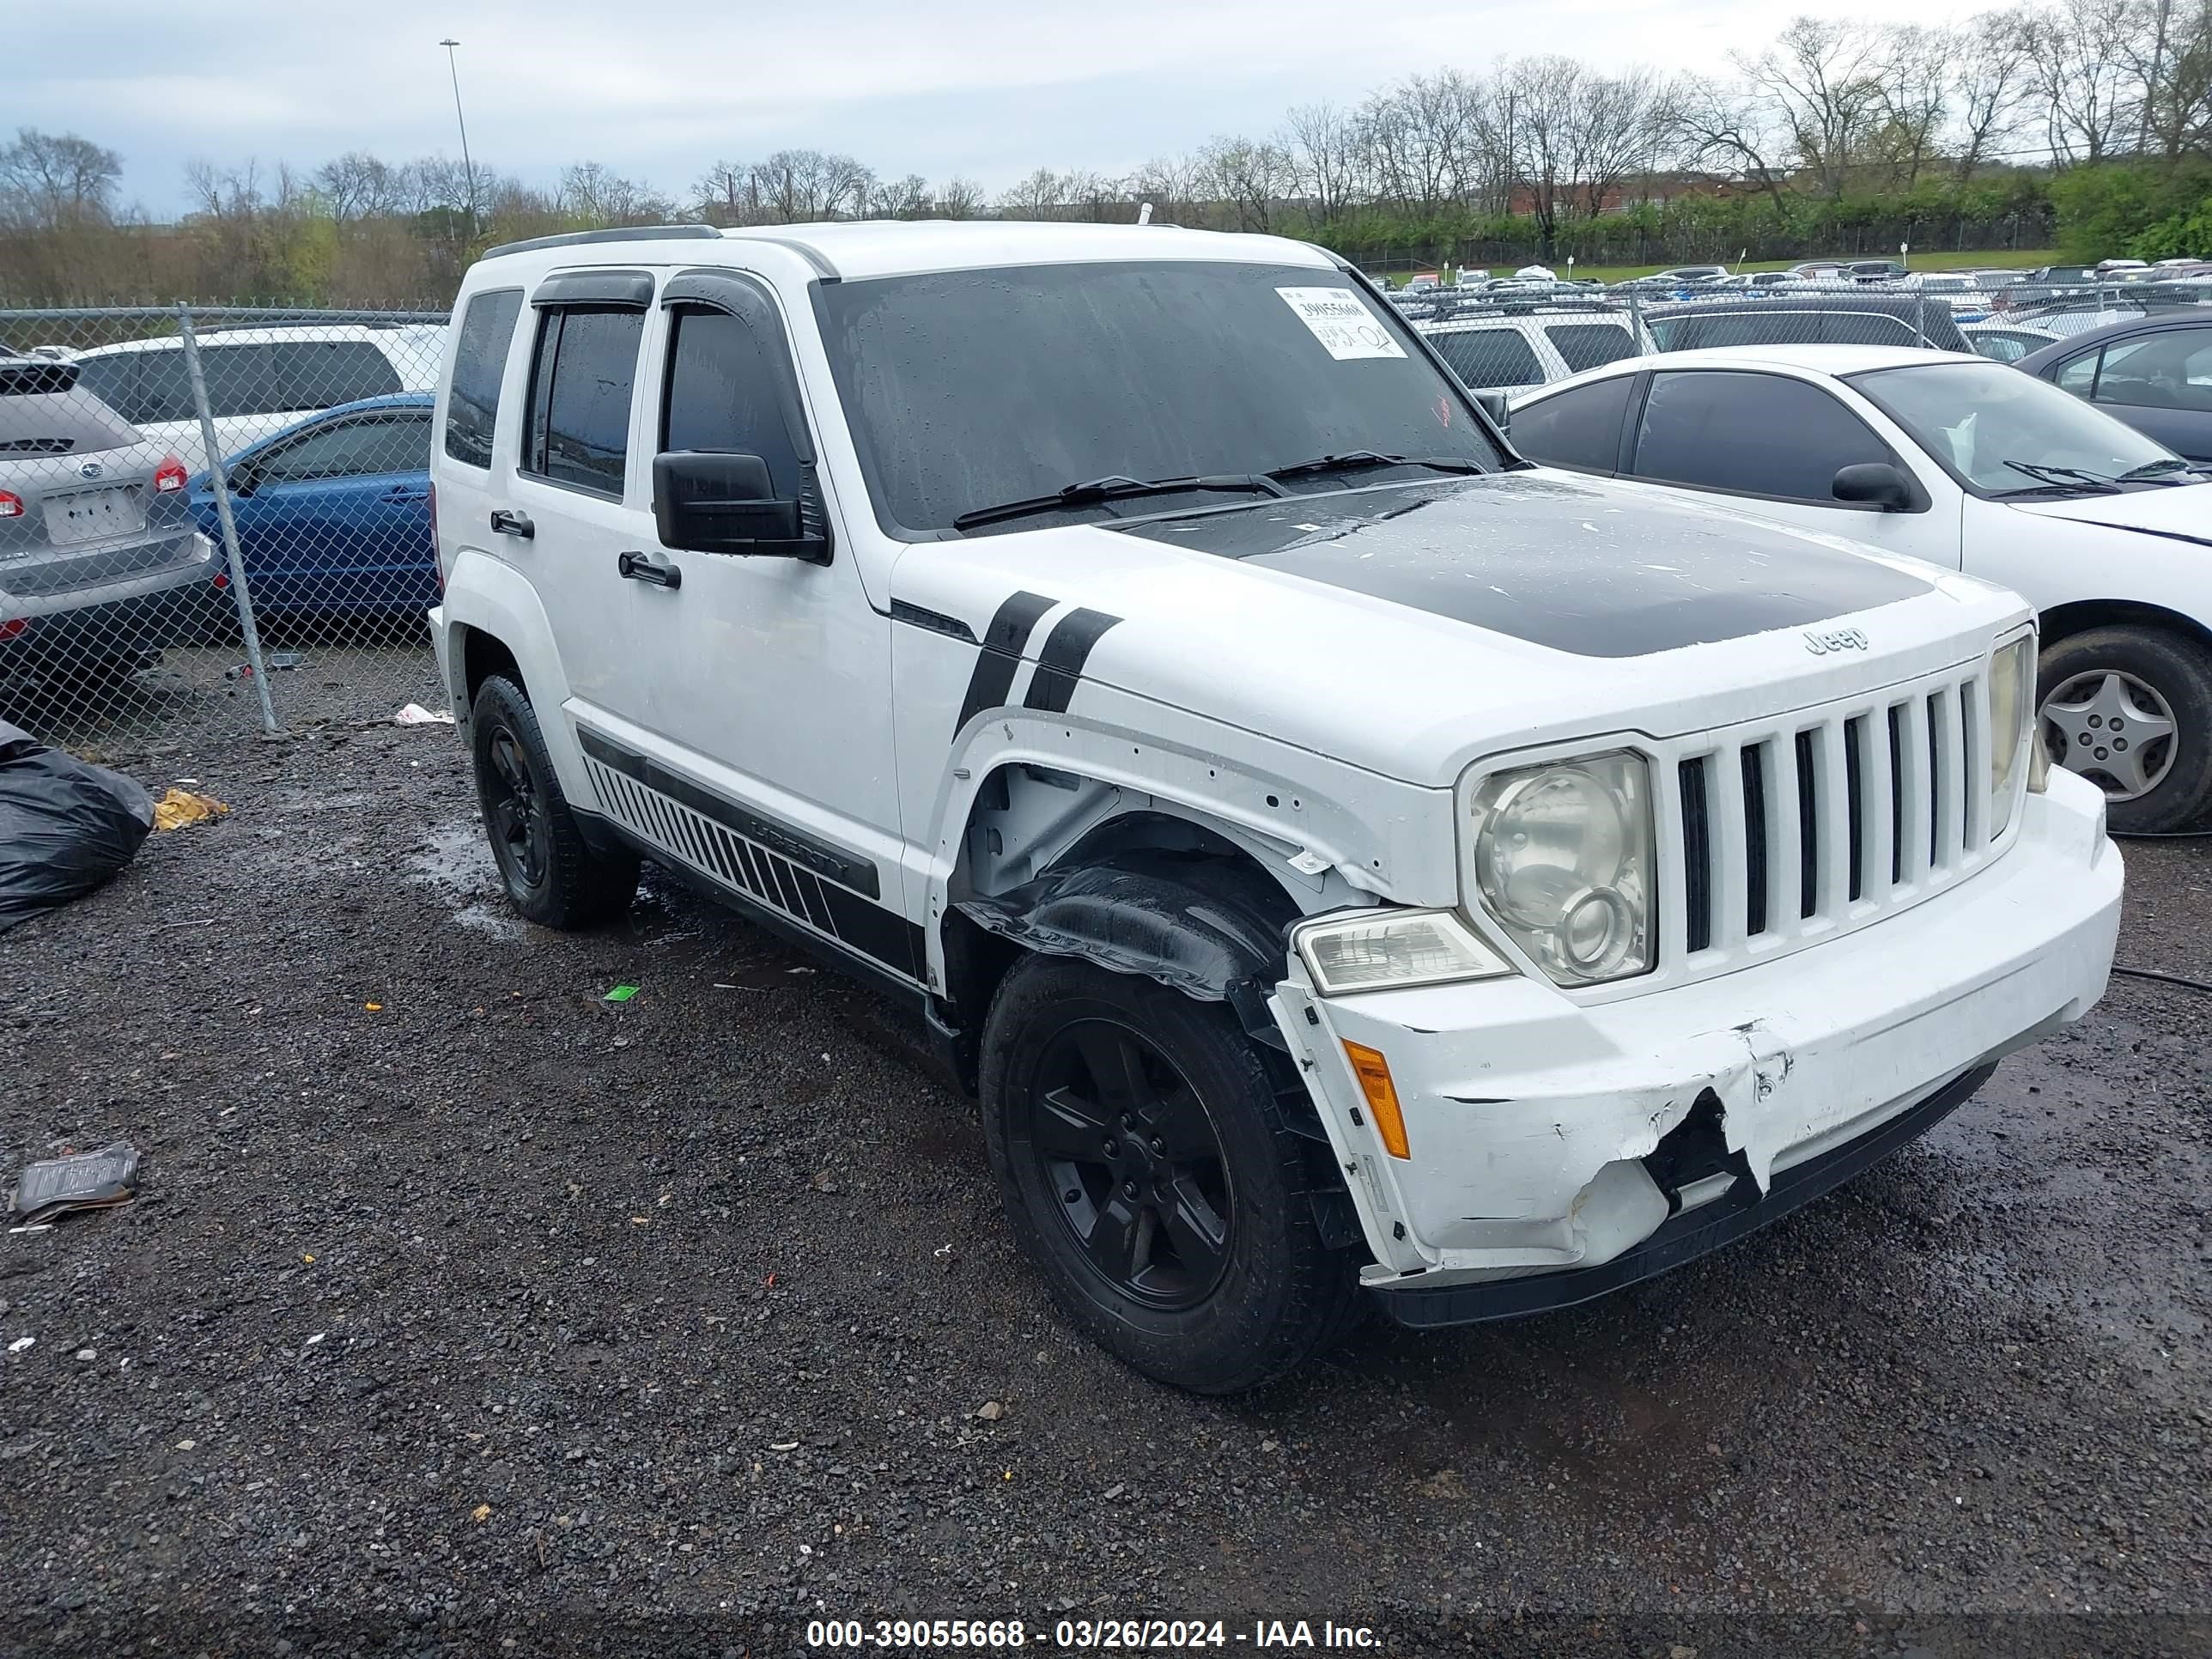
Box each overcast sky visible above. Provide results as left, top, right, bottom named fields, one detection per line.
left=16, top=0, right=1949, bottom=215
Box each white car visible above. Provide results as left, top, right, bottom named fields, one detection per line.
left=64, top=324, right=446, bottom=473
left=1417, top=307, right=1650, bottom=391
left=1961, top=321, right=2062, bottom=363
left=1509, top=343, right=2212, bottom=828
left=428, top=222, right=2116, bottom=1392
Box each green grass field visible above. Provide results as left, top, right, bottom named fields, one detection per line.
left=1460, top=250, right=2063, bottom=284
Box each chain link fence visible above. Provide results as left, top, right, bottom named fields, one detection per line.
left=0, top=305, right=449, bottom=753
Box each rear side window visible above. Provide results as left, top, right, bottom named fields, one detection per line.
left=1546, top=322, right=1638, bottom=374
left=1428, top=328, right=1545, bottom=388
left=272, top=340, right=403, bottom=411
left=1511, top=375, right=1634, bottom=474
left=259, top=413, right=431, bottom=483
left=1629, top=370, right=1894, bottom=501
left=197, top=343, right=283, bottom=418
left=2091, top=328, right=2212, bottom=411
left=1820, top=313, right=1918, bottom=347
left=661, top=307, right=803, bottom=495
left=523, top=308, right=644, bottom=495
left=445, top=289, right=524, bottom=467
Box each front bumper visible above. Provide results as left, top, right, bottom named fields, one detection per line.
left=1271, top=770, right=2121, bottom=1321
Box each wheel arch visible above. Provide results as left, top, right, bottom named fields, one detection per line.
left=2038, top=598, right=2212, bottom=659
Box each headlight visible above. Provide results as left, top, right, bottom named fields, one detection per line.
left=1989, top=631, right=2037, bottom=833
left=1469, top=750, right=1653, bottom=986
left=1292, top=908, right=1511, bottom=997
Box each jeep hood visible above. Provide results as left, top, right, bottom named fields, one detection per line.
left=891, top=471, right=2025, bottom=787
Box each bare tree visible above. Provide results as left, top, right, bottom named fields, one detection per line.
left=2023, top=0, right=2147, bottom=161
left=1953, top=9, right=2036, bottom=179
left=933, top=176, right=987, bottom=219
left=1284, top=101, right=1363, bottom=225
left=1869, top=26, right=1953, bottom=187
left=559, top=161, right=678, bottom=226
left=865, top=173, right=933, bottom=219
left=1668, top=74, right=1799, bottom=211
left=1128, top=154, right=1205, bottom=224
left=2126, top=0, right=2212, bottom=157
left=998, top=167, right=1067, bottom=217
left=1734, top=16, right=1888, bottom=197
left=1202, top=136, right=1298, bottom=233
left=314, top=151, right=409, bottom=225
left=749, top=149, right=871, bottom=222
left=0, top=129, right=123, bottom=228
left=694, top=158, right=759, bottom=225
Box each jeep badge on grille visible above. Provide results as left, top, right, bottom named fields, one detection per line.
left=1804, top=627, right=1869, bottom=655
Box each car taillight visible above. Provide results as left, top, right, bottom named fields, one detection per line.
left=429, top=481, right=444, bottom=594
left=152, top=457, right=188, bottom=494
left=0, top=618, right=26, bottom=641
left=0, top=490, right=22, bottom=519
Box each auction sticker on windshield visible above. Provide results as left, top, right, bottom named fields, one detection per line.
left=1277, top=287, right=1406, bottom=360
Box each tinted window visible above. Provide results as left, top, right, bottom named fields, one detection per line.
left=1820, top=312, right=1918, bottom=346
left=1429, top=328, right=1545, bottom=388
left=2055, top=350, right=2100, bottom=394
left=661, top=307, right=803, bottom=495
left=272, top=340, right=403, bottom=411
left=445, top=289, right=523, bottom=467
left=1631, top=370, right=1894, bottom=500
left=1545, top=322, right=1639, bottom=374
left=1511, top=376, right=1633, bottom=473
left=69, top=354, right=143, bottom=422
left=198, top=343, right=283, bottom=418
left=258, top=413, right=431, bottom=483
left=814, top=261, right=1500, bottom=535
left=1967, top=331, right=2043, bottom=363
left=137, top=347, right=200, bottom=422
left=523, top=308, right=643, bottom=495
left=2092, top=328, right=2212, bottom=412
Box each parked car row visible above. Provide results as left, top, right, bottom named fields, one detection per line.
left=1506, top=342, right=2212, bottom=830
left=0, top=325, right=446, bottom=685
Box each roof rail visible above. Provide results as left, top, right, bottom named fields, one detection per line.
left=480, top=224, right=721, bottom=261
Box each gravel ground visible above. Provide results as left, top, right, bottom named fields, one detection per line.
left=0, top=726, right=2206, bottom=1659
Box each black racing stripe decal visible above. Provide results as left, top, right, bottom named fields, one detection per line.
left=1021, top=608, right=1123, bottom=714
left=575, top=726, right=880, bottom=900
left=955, top=589, right=1056, bottom=733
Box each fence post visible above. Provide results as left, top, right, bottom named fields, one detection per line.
left=176, top=302, right=277, bottom=735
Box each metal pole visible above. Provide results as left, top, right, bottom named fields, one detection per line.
left=440, top=38, right=477, bottom=240
left=177, top=304, right=276, bottom=735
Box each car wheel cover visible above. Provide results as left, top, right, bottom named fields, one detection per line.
left=1022, top=1017, right=1236, bottom=1311
left=2040, top=667, right=2179, bottom=803
left=483, top=725, right=549, bottom=890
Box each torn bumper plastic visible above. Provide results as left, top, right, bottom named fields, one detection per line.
left=1270, top=771, right=2121, bottom=1320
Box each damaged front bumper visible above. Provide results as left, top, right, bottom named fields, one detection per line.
left=1270, top=772, right=2122, bottom=1325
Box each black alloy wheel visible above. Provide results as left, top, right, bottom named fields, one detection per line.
left=1024, top=1018, right=1235, bottom=1310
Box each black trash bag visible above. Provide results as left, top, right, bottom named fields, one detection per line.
left=0, top=720, right=155, bottom=933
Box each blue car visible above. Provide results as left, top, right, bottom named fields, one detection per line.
left=190, top=392, right=435, bottom=617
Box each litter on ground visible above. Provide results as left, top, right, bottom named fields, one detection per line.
left=393, top=704, right=457, bottom=726
left=7, top=1143, right=140, bottom=1225
left=152, top=788, right=230, bottom=831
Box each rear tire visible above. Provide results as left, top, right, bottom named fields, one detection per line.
left=470, top=673, right=637, bottom=928
left=2039, top=627, right=2212, bottom=833
left=979, top=952, right=1363, bottom=1394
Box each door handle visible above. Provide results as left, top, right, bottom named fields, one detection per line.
left=489, top=508, right=534, bottom=538
left=384, top=486, right=429, bottom=502
left=617, top=550, right=681, bottom=590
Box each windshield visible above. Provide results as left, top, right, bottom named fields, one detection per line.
left=813, top=260, right=1503, bottom=535
left=1847, top=359, right=2179, bottom=495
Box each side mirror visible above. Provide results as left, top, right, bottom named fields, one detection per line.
left=1471, top=387, right=1512, bottom=435
left=1831, top=461, right=1917, bottom=512
left=653, top=451, right=829, bottom=562
left=225, top=464, right=262, bottom=498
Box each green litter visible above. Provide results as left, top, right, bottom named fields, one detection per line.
left=603, top=984, right=640, bottom=1003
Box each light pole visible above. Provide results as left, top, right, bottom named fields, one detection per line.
left=439, top=38, right=478, bottom=240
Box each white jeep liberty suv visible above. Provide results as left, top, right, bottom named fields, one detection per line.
left=428, top=221, right=2121, bottom=1393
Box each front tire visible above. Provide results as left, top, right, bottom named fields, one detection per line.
left=979, top=953, right=1361, bottom=1394
left=2039, top=627, right=2212, bottom=833
left=470, top=673, right=638, bottom=928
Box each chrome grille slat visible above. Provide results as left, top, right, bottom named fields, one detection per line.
left=1654, top=660, right=2000, bottom=989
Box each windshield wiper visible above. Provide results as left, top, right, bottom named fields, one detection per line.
left=1265, top=451, right=1482, bottom=483
left=1998, top=459, right=2122, bottom=495
left=951, top=473, right=1282, bottom=531
left=2115, top=458, right=2206, bottom=483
